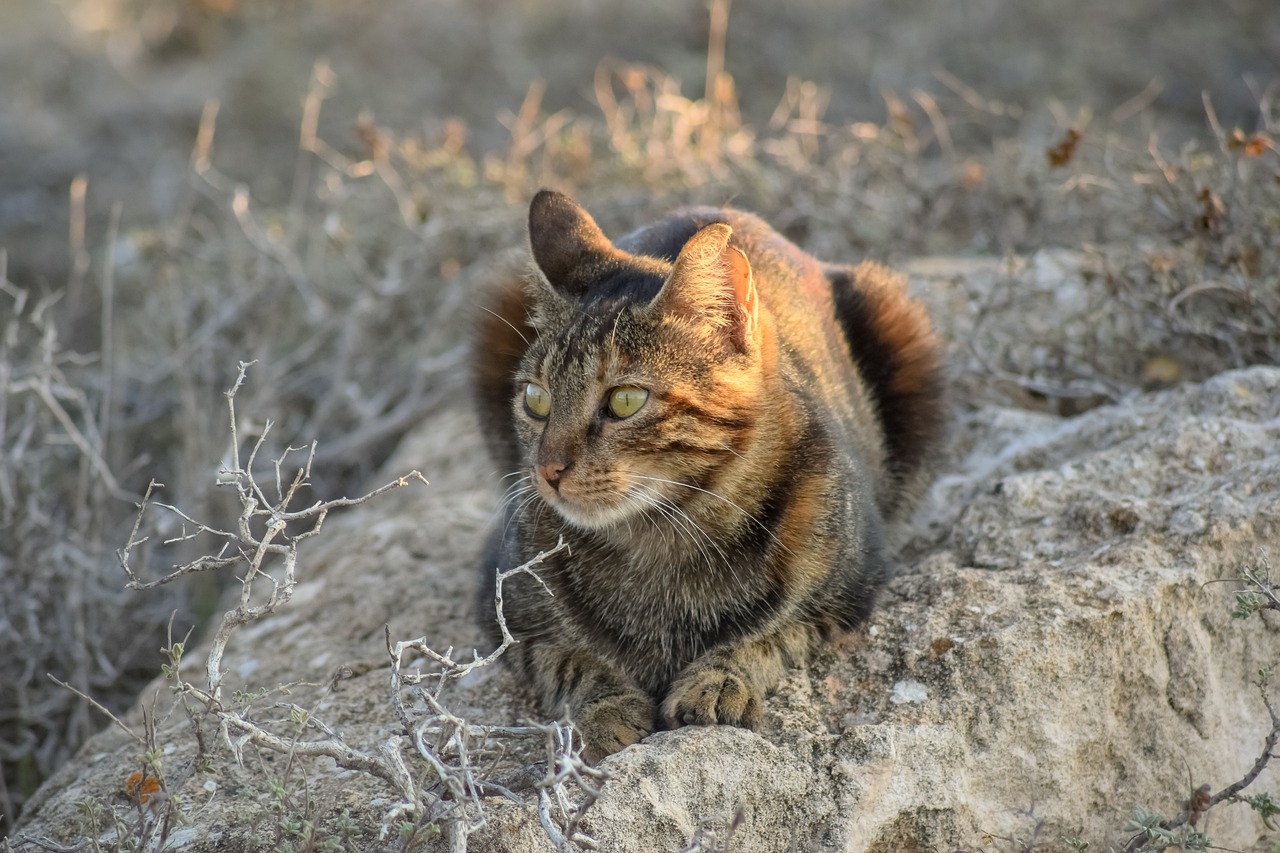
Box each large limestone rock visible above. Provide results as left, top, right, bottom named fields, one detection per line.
left=14, top=258, right=1280, bottom=851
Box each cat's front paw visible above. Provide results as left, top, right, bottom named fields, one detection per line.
left=577, top=692, right=658, bottom=764
left=661, top=664, right=763, bottom=729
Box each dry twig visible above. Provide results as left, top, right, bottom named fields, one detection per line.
left=108, top=365, right=608, bottom=848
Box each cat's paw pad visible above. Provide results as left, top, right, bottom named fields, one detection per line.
left=661, top=667, right=762, bottom=729
left=577, top=693, right=657, bottom=764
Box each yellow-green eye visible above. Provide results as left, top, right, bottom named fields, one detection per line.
left=524, top=383, right=551, bottom=419
left=607, top=385, right=649, bottom=419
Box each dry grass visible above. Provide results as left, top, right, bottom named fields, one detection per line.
left=2, top=0, right=1279, bottom=840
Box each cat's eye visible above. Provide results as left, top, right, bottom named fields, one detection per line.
left=524, top=383, right=551, bottom=419
left=606, top=385, right=649, bottom=419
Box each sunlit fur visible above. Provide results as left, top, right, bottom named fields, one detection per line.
left=471, top=190, right=944, bottom=762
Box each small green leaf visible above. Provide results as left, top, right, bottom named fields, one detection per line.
left=1240, top=791, right=1280, bottom=829
left=1233, top=590, right=1264, bottom=619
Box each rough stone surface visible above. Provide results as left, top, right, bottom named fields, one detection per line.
left=14, top=258, right=1280, bottom=851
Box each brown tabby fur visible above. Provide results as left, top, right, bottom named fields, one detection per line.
left=472, top=190, right=944, bottom=762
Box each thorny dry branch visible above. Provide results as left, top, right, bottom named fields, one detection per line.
left=103, top=365, right=608, bottom=850
left=1235, top=561, right=1280, bottom=617
left=380, top=534, right=612, bottom=852
left=1120, top=680, right=1280, bottom=852
left=533, top=720, right=608, bottom=852
left=1118, top=559, right=1280, bottom=853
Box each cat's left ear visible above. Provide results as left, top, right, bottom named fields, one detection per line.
left=653, top=223, right=758, bottom=353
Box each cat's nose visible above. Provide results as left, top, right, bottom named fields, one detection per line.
left=538, top=461, right=569, bottom=490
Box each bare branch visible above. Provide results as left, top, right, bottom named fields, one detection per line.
left=46, top=676, right=146, bottom=748
left=1122, top=682, right=1280, bottom=851
left=533, top=717, right=607, bottom=850
left=108, top=362, right=604, bottom=847
left=218, top=713, right=417, bottom=802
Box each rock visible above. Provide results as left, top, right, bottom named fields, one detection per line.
left=13, top=275, right=1280, bottom=851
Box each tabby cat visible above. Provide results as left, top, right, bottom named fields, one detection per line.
left=472, top=190, right=943, bottom=762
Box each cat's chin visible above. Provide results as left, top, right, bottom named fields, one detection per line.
left=543, top=495, right=638, bottom=531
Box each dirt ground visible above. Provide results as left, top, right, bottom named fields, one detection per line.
left=1, top=0, right=1276, bottom=839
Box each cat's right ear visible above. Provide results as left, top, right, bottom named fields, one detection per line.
left=653, top=223, right=758, bottom=354
left=528, top=190, right=616, bottom=299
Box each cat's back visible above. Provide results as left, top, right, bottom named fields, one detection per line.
left=618, top=204, right=943, bottom=518
left=617, top=206, right=862, bottom=357
left=616, top=206, right=825, bottom=292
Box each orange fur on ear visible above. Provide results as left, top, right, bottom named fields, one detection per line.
left=656, top=223, right=757, bottom=352
left=729, top=246, right=757, bottom=350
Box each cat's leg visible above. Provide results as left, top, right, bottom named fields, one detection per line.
left=529, top=643, right=658, bottom=763
left=660, top=622, right=815, bottom=729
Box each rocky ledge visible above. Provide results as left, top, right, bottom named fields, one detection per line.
left=14, top=259, right=1280, bottom=852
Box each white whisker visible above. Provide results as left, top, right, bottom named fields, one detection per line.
left=628, top=484, right=733, bottom=574
left=497, top=474, right=534, bottom=514
left=479, top=304, right=530, bottom=346
left=497, top=472, right=544, bottom=538
left=630, top=473, right=791, bottom=554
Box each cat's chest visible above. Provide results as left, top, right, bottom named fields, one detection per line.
left=562, top=528, right=775, bottom=642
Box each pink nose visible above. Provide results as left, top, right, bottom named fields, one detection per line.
left=538, top=461, right=568, bottom=490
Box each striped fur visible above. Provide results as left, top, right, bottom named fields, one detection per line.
left=472, top=191, right=944, bottom=762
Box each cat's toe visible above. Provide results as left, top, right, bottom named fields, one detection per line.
left=577, top=692, right=657, bottom=764
left=661, top=668, right=762, bottom=729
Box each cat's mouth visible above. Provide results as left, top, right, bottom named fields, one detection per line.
left=535, top=477, right=637, bottom=530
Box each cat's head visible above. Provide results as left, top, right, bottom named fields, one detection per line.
left=511, top=190, right=765, bottom=531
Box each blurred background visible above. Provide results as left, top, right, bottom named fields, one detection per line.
left=4, top=0, right=1276, bottom=282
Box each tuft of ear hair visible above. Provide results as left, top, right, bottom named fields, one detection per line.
left=653, top=223, right=757, bottom=353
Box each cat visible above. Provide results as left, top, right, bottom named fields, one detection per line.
left=472, top=190, right=944, bottom=763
